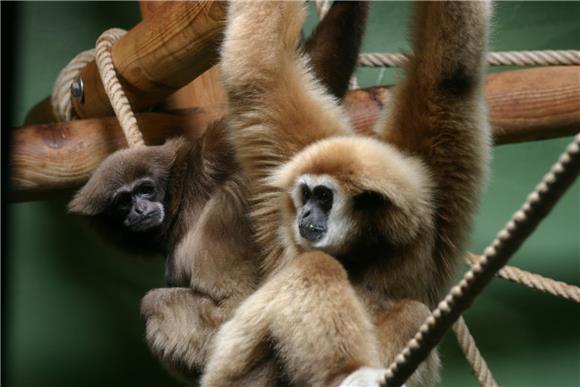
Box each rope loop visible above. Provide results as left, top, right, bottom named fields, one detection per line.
left=51, top=49, right=95, bottom=121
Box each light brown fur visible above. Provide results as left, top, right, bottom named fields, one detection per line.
left=69, top=2, right=370, bottom=384
left=203, top=1, right=492, bottom=386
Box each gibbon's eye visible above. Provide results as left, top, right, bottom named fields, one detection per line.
left=301, top=184, right=311, bottom=204
left=136, top=182, right=155, bottom=198
left=114, top=191, right=133, bottom=210
left=353, top=191, right=387, bottom=211
left=312, top=185, right=333, bottom=213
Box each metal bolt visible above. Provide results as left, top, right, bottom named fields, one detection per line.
left=71, top=77, right=84, bottom=103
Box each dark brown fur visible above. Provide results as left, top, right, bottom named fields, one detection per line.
left=69, top=2, right=369, bottom=384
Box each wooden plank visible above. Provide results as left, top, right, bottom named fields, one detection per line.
left=10, top=67, right=580, bottom=202
left=9, top=110, right=218, bottom=202
left=344, top=67, right=580, bottom=144
left=38, top=1, right=225, bottom=122
left=138, top=1, right=227, bottom=111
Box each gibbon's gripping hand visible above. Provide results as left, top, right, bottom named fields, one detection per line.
left=201, top=252, right=382, bottom=387
left=141, top=288, right=226, bottom=382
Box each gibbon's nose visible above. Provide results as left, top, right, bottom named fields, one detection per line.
left=298, top=205, right=327, bottom=242
left=134, top=201, right=145, bottom=214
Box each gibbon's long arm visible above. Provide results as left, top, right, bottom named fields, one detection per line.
left=201, top=252, right=382, bottom=387
left=220, top=1, right=354, bottom=185
left=304, top=1, right=369, bottom=99
left=377, top=1, right=492, bottom=300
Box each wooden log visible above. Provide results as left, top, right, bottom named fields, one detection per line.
left=24, top=97, right=57, bottom=125
left=10, top=67, right=580, bottom=202
left=139, top=1, right=227, bottom=111
left=9, top=110, right=218, bottom=202
left=485, top=66, right=580, bottom=144
left=68, top=1, right=226, bottom=119
left=345, top=66, right=580, bottom=144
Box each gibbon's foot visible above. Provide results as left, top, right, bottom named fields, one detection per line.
left=141, top=288, right=220, bottom=378
left=339, top=367, right=403, bottom=387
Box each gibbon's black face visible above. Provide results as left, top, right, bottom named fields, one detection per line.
left=290, top=175, right=359, bottom=255
left=298, top=184, right=333, bottom=242
left=111, top=177, right=165, bottom=232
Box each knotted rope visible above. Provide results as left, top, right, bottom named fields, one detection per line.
left=51, top=28, right=144, bottom=147
left=382, top=133, right=580, bottom=387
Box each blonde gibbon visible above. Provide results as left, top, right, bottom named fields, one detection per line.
left=68, top=1, right=369, bottom=383
left=201, top=1, right=491, bottom=387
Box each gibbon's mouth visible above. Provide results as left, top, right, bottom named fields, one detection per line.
left=299, top=222, right=327, bottom=242
left=126, top=211, right=164, bottom=232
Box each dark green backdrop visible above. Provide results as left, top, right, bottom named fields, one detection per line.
left=5, top=2, right=579, bottom=386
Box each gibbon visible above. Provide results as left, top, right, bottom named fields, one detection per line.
left=68, top=1, right=369, bottom=383
left=201, top=1, right=491, bottom=387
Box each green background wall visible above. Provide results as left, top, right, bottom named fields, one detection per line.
left=5, top=2, right=579, bottom=386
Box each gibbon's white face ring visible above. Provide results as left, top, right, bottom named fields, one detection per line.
left=290, top=174, right=357, bottom=255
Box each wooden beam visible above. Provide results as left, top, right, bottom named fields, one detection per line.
left=139, top=1, right=227, bottom=112
left=10, top=67, right=580, bottom=202
left=25, top=1, right=226, bottom=125
left=344, top=66, right=580, bottom=144
left=9, top=110, right=220, bottom=202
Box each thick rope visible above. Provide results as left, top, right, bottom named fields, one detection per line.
left=359, top=50, right=580, bottom=68
left=50, top=28, right=144, bottom=148
left=382, top=133, right=580, bottom=387
left=469, top=254, right=580, bottom=303
left=95, top=28, right=145, bottom=148
left=452, top=318, right=498, bottom=387
left=51, top=49, right=95, bottom=121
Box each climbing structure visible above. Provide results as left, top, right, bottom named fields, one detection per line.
left=8, top=2, right=580, bottom=385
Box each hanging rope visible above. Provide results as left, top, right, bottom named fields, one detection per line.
left=94, top=28, right=144, bottom=148
left=452, top=318, right=498, bottom=387
left=359, top=50, right=580, bottom=68
left=50, top=28, right=144, bottom=148
left=382, top=133, right=580, bottom=387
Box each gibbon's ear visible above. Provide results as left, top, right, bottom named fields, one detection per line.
left=68, top=137, right=185, bottom=216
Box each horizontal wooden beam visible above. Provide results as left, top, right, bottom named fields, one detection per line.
left=10, top=109, right=224, bottom=202
left=345, top=66, right=580, bottom=144
left=10, top=67, right=580, bottom=202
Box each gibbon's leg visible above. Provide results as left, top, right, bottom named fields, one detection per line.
left=376, top=0, right=493, bottom=301
left=200, top=283, right=276, bottom=387
left=141, top=288, right=227, bottom=382
left=373, top=300, right=441, bottom=387
left=220, top=1, right=354, bottom=186
left=304, top=1, right=369, bottom=99
left=202, top=252, right=382, bottom=387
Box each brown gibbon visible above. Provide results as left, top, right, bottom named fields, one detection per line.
left=68, top=1, right=369, bottom=383
left=200, top=1, right=492, bottom=386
